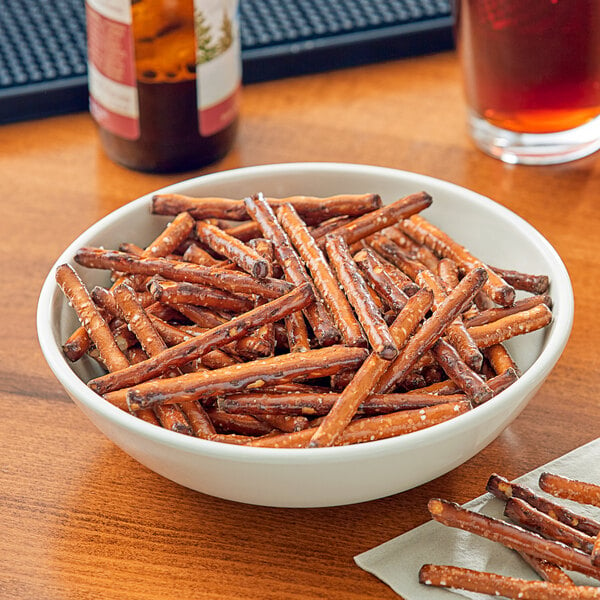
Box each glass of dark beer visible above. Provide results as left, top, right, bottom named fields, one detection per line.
left=455, top=0, right=600, bottom=164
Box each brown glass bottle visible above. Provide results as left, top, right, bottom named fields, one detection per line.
left=86, top=0, right=240, bottom=173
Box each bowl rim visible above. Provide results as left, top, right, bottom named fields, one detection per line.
left=36, top=162, right=575, bottom=465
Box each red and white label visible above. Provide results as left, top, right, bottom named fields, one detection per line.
left=86, top=0, right=139, bottom=139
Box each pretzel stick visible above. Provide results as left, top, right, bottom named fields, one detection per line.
left=308, top=288, right=433, bottom=447
left=593, top=535, right=600, bottom=567
left=427, top=498, right=600, bottom=579
left=88, top=282, right=315, bottom=395
left=490, top=265, right=550, bottom=294
left=256, top=414, right=310, bottom=433
left=125, top=346, right=369, bottom=410
left=383, top=225, right=439, bottom=271
left=485, top=343, right=520, bottom=376
left=74, top=247, right=293, bottom=299
left=309, top=215, right=352, bottom=239
left=321, top=191, right=432, bottom=246
left=417, top=269, right=483, bottom=371
left=505, top=496, right=596, bottom=554
left=376, top=267, right=488, bottom=393
left=223, top=220, right=262, bottom=242
left=464, top=294, right=553, bottom=328
left=430, top=338, right=493, bottom=405
left=368, top=234, right=427, bottom=281
left=147, top=279, right=254, bottom=313
left=518, top=552, right=575, bottom=585
left=285, top=310, right=311, bottom=352
left=353, top=248, right=409, bottom=312
left=277, top=202, right=366, bottom=347
left=418, top=564, right=597, bottom=599
left=152, top=193, right=382, bottom=223
left=325, top=234, right=397, bottom=359
left=195, top=220, right=270, bottom=278
left=205, top=409, right=275, bottom=436
left=487, top=474, right=600, bottom=537
left=217, top=391, right=466, bottom=416
left=539, top=474, right=600, bottom=508
left=467, top=304, right=553, bottom=349
left=400, top=214, right=516, bottom=306
left=249, top=400, right=471, bottom=448
left=56, top=264, right=130, bottom=372
left=179, top=401, right=216, bottom=438
left=112, top=282, right=194, bottom=434
left=244, top=193, right=340, bottom=346
left=182, top=243, right=229, bottom=267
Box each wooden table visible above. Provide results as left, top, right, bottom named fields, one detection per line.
left=2, top=51, right=599, bottom=599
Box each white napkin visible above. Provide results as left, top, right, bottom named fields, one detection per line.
left=354, top=438, right=600, bottom=599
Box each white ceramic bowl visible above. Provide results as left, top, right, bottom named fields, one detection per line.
left=37, top=163, right=574, bottom=508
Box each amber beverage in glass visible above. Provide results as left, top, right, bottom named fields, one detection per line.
left=455, top=0, right=600, bottom=164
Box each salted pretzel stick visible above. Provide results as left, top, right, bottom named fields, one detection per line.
left=182, top=243, right=228, bottom=267
left=418, top=564, right=597, bottom=599
left=56, top=264, right=130, bottom=372
left=321, top=191, right=432, bottom=247
left=88, top=282, right=315, bottom=395
left=485, top=343, right=520, bottom=376
left=277, top=202, right=366, bottom=348
left=490, top=265, right=550, bottom=294
left=256, top=414, right=309, bottom=433
left=400, top=214, right=516, bottom=306
left=179, top=401, right=216, bottom=438
left=249, top=400, right=470, bottom=448
left=353, top=247, right=409, bottom=312
left=244, top=193, right=339, bottom=346
left=152, top=192, right=382, bottom=223
left=487, top=474, right=600, bottom=538
left=593, top=535, right=600, bottom=567
left=309, top=215, right=352, bottom=239
left=309, top=288, right=433, bottom=447
left=464, top=294, right=553, bottom=328
left=368, top=234, right=427, bottom=281
left=431, top=338, right=493, bottom=405
left=427, top=498, right=600, bottom=579
left=505, top=496, right=596, bottom=554
left=223, top=220, right=262, bottom=242
left=112, top=282, right=194, bottom=434
left=125, top=346, right=370, bottom=410
left=382, top=225, right=439, bottom=271
left=195, top=220, right=270, bottom=278
left=74, top=247, right=292, bottom=299
left=518, top=552, right=575, bottom=585
left=326, top=234, right=397, bottom=359
left=376, top=267, right=488, bottom=393
left=217, top=390, right=466, bottom=416
left=539, top=474, right=600, bottom=508
left=417, top=268, right=483, bottom=371
left=468, top=304, right=553, bottom=349
left=147, top=279, right=253, bottom=313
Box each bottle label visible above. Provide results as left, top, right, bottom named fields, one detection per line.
left=86, top=0, right=140, bottom=139
left=86, top=0, right=240, bottom=141
left=194, top=0, right=241, bottom=136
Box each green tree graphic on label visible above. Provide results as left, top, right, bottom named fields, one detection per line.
left=195, top=9, right=233, bottom=64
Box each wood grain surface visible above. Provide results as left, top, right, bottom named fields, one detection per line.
left=1, top=52, right=599, bottom=600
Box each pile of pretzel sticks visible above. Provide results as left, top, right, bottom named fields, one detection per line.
left=56, top=189, right=553, bottom=447
left=420, top=472, right=600, bottom=599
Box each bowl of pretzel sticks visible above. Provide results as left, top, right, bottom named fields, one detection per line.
left=37, top=162, right=574, bottom=507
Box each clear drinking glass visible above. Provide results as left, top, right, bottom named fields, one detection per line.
left=454, top=0, right=600, bottom=165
